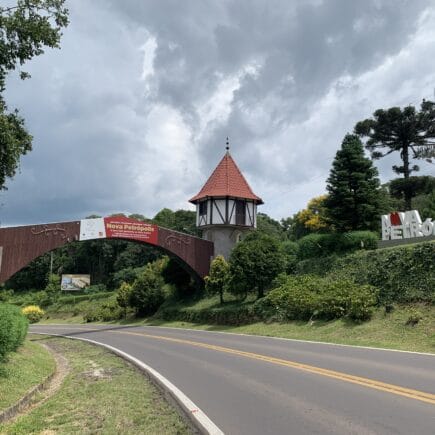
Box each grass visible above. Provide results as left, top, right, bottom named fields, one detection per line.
left=0, top=336, right=191, bottom=434
left=0, top=341, right=55, bottom=411
left=146, top=303, right=435, bottom=353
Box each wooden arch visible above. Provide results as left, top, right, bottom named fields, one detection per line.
left=0, top=219, right=214, bottom=284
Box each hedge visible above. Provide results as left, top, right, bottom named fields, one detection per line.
left=296, top=241, right=435, bottom=304
left=297, top=231, right=378, bottom=260
left=0, top=303, right=28, bottom=362
left=253, top=275, right=378, bottom=322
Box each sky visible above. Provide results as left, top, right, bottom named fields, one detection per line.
left=1, top=0, right=435, bottom=226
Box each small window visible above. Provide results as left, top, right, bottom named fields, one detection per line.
left=235, top=200, right=246, bottom=225
left=199, top=201, right=207, bottom=216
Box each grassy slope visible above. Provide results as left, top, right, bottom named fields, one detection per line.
left=146, top=304, right=435, bottom=353
left=38, top=293, right=435, bottom=353
left=0, top=341, right=55, bottom=411
left=0, top=336, right=191, bottom=434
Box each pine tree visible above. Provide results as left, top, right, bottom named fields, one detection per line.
left=324, top=134, right=382, bottom=231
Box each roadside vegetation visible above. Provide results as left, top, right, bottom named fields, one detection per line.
left=0, top=336, right=191, bottom=434
left=0, top=340, right=55, bottom=412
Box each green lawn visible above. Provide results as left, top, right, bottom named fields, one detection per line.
left=0, top=337, right=191, bottom=434
left=0, top=341, right=55, bottom=412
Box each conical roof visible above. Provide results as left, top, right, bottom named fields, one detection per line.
left=189, top=152, right=263, bottom=204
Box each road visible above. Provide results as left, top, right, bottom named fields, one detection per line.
left=30, top=324, right=435, bottom=435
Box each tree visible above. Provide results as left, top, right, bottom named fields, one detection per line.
left=129, top=262, right=165, bottom=316
left=354, top=100, right=435, bottom=209
left=204, top=255, right=229, bottom=304
left=0, top=1, right=69, bottom=190
left=228, top=231, right=285, bottom=299
left=116, top=282, right=133, bottom=319
left=324, top=134, right=382, bottom=232
left=388, top=176, right=435, bottom=208
left=293, top=195, right=330, bottom=233
left=257, top=213, right=287, bottom=240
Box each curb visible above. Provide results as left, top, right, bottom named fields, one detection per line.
left=29, top=332, right=224, bottom=435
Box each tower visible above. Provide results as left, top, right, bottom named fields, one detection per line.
left=189, top=140, right=263, bottom=259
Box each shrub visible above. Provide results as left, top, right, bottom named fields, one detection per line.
left=297, top=231, right=378, bottom=259
left=253, top=275, right=378, bottom=322
left=22, top=305, right=45, bottom=323
left=0, top=304, right=28, bottom=362
left=129, top=262, right=166, bottom=316
left=83, top=297, right=124, bottom=322
left=281, top=241, right=299, bottom=273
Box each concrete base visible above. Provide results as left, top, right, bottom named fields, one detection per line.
left=202, top=226, right=252, bottom=259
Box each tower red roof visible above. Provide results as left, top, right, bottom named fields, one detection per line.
left=189, top=152, right=263, bottom=204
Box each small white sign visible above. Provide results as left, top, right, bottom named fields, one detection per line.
left=79, top=218, right=106, bottom=241
left=381, top=210, right=435, bottom=241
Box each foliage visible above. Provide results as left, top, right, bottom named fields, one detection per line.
left=0, top=1, right=69, bottom=190
left=44, top=273, right=60, bottom=304
left=228, top=231, right=286, bottom=299
left=354, top=100, right=435, bottom=209
left=116, top=282, right=133, bottom=319
left=297, top=241, right=435, bottom=304
left=389, top=176, right=435, bottom=208
left=129, top=261, right=166, bottom=316
left=161, top=258, right=196, bottom=299
left=152, top=208, right=200, bottom=236
left=21, top=305, right=45, bottom=323
left=0, top=303, right=28, bottom=361
left=293, top=195, right=331, bottom=233
left=324, top=134, right=382, bottom=231
left=205, top=256, right=230, bottom=304
left=257, top=213, right=287, bottom=240
left=158, top=303, right=257, bottom=326
left=281, top=241, right=299, bottom=273
left=296, top=231, right=378, bottom=260
left=83, top=297, right=123, bottom=322
left=253, top=275, right=378, bottom=322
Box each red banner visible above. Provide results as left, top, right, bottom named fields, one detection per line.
left=103, top=216, right=158, bottom=245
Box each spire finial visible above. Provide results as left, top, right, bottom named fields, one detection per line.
left=225, top=137, right=230, bottom=152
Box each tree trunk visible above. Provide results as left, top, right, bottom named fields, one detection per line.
left=219, top=291, right=224, bottom=304
left=403, top=144, right=412, bottom=209
left=257, top=287, right=264, bottom=299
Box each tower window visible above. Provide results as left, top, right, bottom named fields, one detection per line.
left=235, top=200, right=246, bottom=225
left=199, top=201, right=207, bottom=216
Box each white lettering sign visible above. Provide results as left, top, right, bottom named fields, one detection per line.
left=381, top=210, right=434, bottom=241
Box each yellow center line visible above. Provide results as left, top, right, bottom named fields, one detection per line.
left=112, top=330, right=435, bottom=406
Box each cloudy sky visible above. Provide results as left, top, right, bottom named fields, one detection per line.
left=2, top=0, right=435, bottom=226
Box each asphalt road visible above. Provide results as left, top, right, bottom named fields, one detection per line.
left=30, top=324, right=435, bottom=435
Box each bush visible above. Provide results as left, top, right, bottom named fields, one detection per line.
left=129, top=262, right=166, bottom=316
left=253, top=275, right=378, bottom=322
left=22, top=305, right=45, bottom=323
left=0, top=304, right=28, bottom=362
left=297, top=231, right=378, bottom=260
left=83, top=297, right=124, bottom=322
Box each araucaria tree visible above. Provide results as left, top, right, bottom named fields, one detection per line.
left=324, top=134, right=382, bottom=231
left=0, top=1, right=69, bottom=189
left=354, top=101, right=435, bottom=209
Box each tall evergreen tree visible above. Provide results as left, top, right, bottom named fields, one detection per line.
left=324, top=134, right=382, bottom=231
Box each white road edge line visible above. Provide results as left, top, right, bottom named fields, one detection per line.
left=37, top=324, right=435, bottom=357
left=30, top=332, right=224, bottom=435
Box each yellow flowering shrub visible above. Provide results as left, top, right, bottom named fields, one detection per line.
left=22, top=305, right=45, bottom=323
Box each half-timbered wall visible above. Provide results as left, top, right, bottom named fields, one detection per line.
left=196, top=198, right=257, bottom=228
